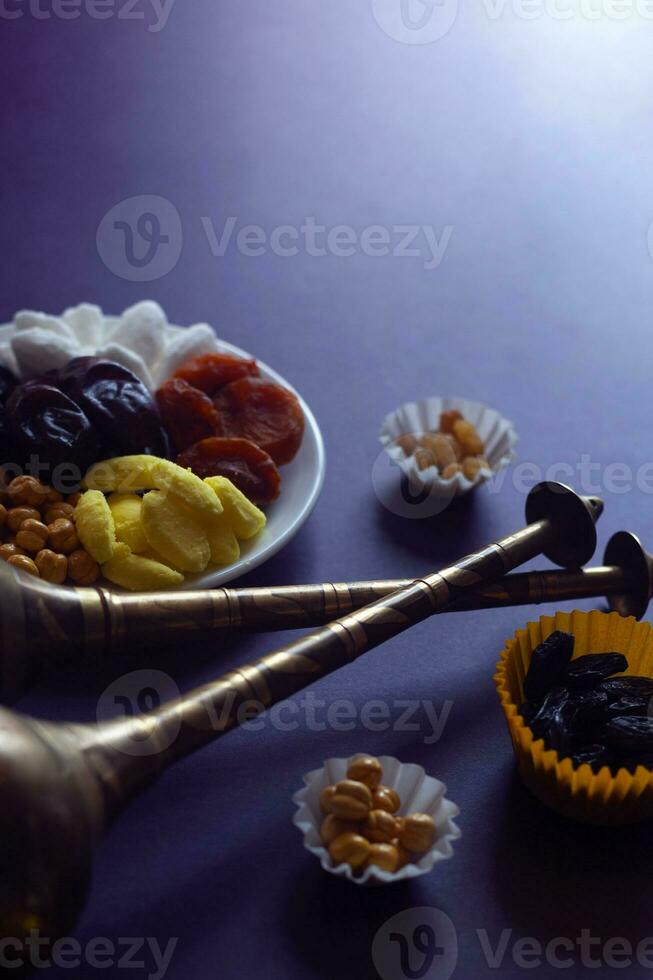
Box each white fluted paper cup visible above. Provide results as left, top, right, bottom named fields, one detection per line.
left=292, top=755, right=461, bottom=886
left=379, top=396, right=518, bottom=502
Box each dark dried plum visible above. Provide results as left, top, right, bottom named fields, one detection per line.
left=58, top=358, right=169, bottom=459
left=599, top=676, right=653, bottom=699
left=0, top=365, right=17, bottom=405
left=6, top=383, right=96, bottom=477
left=529, top=687, right=580, bottom=752
left=602, top=716, right=653, bottom=754
left=523, top=630, right=574, bottom=701
left=570, top=744, right=612, bottom=772
left=518, top=700, right=540, bottom=725
left=563, top=652, right=628, bottom=689
left=605, top=694, right=652, bottom=719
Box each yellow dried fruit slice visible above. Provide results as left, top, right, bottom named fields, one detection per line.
left=84, top=455, right=223, bottom=520
left=74, top=490, right=117, bottom=564
left=102, top=546, right=184, bottom=591
left=107, top=493, right=148, bottom=553
left=141, top=491, right=210, bottom=572
left=205, top=513, right=240, bottom=566
left=204, top=476, right=266, bottom=540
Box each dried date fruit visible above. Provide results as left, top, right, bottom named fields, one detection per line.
left=570, top=744, right=612, bottom=772
left=177, top=437, right=281, bottom=504
left=156, top=379, right=222, bottom=454
left=598, top=676, right=653, bottom=699
left=216, top=377, right=304, bottom=465
left=58, top=357, right=169, bottom=459
left=174, top=352, right=259, bottom=395
left=602, top=716, right=653, bottom=754
left=604, top=694, right=652, bottom=719
left=523, top=630, right=574, bottom=701
left=563, top=652, right=628, bottom=689
left=6, top=383, right=96, bottom=477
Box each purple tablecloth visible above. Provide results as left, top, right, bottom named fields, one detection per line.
left=3, top=2, right=653, bottom=977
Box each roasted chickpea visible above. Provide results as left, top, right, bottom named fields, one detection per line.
left=328, top=833, right=370, bottom=871
left=67, top=492, right=82, bottom=508
left=67, top=548, right=99, bottom=585
left=319, top=785, right=337, bottom=814
left=439, top=409, right=463, bottom=434
left=372, top=786, right=401, bottom=815
left=419, top=433, right=456, bottom=470
left=329, top=780, right=373, bottom=821
left=0, top=503, right=7, bottom=527
left=320, top=814, right=360, bottom=846
left=392, top=838, right=412, bottom=869
left=44, top=502, right=75, bottom=525
left=7, top=476, right=48, bottom=508
left=7, top=554, right=40, bottom=577
left=398, top=813, right=436, bottom=854
left=47, top=518, right=79, bottom=554
left=363, top=809, right=398, bottom=844
left=7, top=506, right=40, bottom=533
left=15, top=519, right=49, bottom=554
left=462, top=456, right=483, bottom=481
left=346, top=755, right=383, bottom=790
left=367, top=843, right=400, bottom=873
left=453, top=419, right=484, bottom=456
left=0, top=542, right=25, bottom=561
left=395, top=433, right=417, bottom=456
left=442, top=462, right=462, bottom=479
left=35, top=549, right=68, bottom=585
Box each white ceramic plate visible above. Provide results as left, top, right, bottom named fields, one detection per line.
left=1, top=316, right=326, bottom=590
left=181, top=337, right=326, bottom=589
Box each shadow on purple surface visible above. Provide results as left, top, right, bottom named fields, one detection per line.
left=491, top=768, right=653, bottom=940
left=285, top=865, right=446, bottom=980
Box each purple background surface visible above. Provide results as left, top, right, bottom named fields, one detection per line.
left=3, top=1, right=653, bottom=978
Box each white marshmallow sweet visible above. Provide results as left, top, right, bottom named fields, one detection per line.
left=11, top=328, right=79, bottom=378
left=108, top=300, right=167, bottom=370
left=151, top=322, right=218, bottom=386
left=14, top=311, right=76, bottom=341
left=62, top=304, right=104, bottom=349
left=1, top=303, right=221, bottom=389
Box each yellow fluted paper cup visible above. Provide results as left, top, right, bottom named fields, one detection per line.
left=494, top=609, right=653, bottom=825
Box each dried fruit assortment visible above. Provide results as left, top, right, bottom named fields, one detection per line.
left=80, top=455, right=266, bottom=590
left=319, top=755, right=437, bottom=874
left=0, top=329, right=307, bottom=588
left=156, top=351, right=304, bottom=502
left=519, top=630, right=653, bottom=774
left=396, top=409, right=490, bottom=482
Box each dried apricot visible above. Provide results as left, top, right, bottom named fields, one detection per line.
left=155, top=378, right=222, bottom=454
left=215, top=378, right=304, bottom=466
left=173, top=352, right=259, bottom=395
left=177, top=438, right=280, bottom=504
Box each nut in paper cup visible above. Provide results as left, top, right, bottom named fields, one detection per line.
left=292, top=755, right=461, bottom=886
left=377, top=396, right=517, bottom=516
left=495, top=609, right=653, bottom=825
